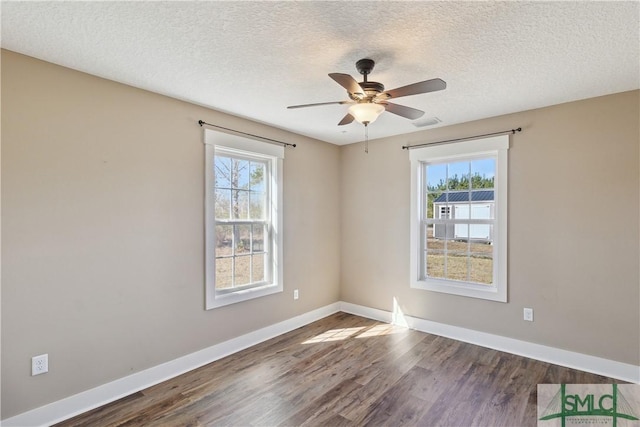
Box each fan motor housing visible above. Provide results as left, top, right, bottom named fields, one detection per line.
left=355, top=81, right=385, bottom=100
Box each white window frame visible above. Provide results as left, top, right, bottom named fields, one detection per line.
left=204, top=129, right=284, bottom=309
left=409, top=135, right=509, bottom=302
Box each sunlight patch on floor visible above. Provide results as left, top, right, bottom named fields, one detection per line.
left=301, top=327, right=366, bottom=344
left=301, top=322, right=407, bottom=344
left=355, top=324, right=404, bottom=338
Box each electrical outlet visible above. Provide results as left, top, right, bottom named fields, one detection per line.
left=32, top=354, right=49, bottom=376
left=293, top=289, right=299, bottom=300
left=523, top=308, right=534, bottom=322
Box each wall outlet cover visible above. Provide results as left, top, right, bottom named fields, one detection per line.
left=523, top=308, right=534, bottom=322
left=32, top=354, right=49, bottom=376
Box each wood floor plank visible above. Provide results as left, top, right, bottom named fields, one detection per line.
left=279, top=379, right=362, bottom=427
left=339, top=336, right=441, bottom=423
left=54, top=312, right=627, bottom=427
left=52, top=392, right=146, bottom=427
left=358, top=365, right=433, bottom=426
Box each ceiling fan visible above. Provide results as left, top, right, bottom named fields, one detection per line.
left=287, top=58, right=446, bottom=128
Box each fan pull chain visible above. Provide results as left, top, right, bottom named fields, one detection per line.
left=364, top=123, right=369, bottom=154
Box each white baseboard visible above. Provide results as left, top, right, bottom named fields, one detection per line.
left=5, top=301, right=638, bottom=426
left=340, top=301, right=640, bottom=384
left=2, top=302, right=341, bottom=427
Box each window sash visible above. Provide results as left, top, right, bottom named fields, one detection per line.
left=423, top=218, right=495, bottom=225
left=214, top=219, right=272, bottom=292
left=419, top=154, right=498, bottom=286
left=213, top=150, right=271, bottom=222
left=419, top=221, right=495, bottom=285
left=213, top=149, right=273, bottom=291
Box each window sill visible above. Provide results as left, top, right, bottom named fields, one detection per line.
left=411, top=278, right=506, bottom=302
left=206, top=282, right=282, bottom=309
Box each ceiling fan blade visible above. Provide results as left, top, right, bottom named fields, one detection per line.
left=380, top=102, right=425, bottom=120
left=329, top=73, right=365, bottom=98
left=287, top=101, right=350, bottom=109
left=379, top=78, right=446, bottom=99
left=338, top=114, right=355, bottom=126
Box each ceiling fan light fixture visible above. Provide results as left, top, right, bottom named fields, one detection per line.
left=348, top=103, right=385, bottom=125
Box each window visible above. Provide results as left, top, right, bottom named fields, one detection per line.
left=205, top=130, right=283, bottom=309
left=409, top=135, right=508, bottom=302
left=439, top=206, right=451, bottom=219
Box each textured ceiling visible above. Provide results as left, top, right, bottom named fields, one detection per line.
left=2, top=1, right=639, bottom=145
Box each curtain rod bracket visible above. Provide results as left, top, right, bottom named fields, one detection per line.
left=198, top=120, right=296, bottom=148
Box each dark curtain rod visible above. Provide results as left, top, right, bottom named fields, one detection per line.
left=198, top=120, right=297, bottom=148
left=402, top=127, right=522, bottom=150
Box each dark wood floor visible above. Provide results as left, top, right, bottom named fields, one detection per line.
left=56, top=312, right=622, bottom=427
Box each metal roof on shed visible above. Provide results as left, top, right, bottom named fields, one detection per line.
left=433, top=190, right=494, bottom=203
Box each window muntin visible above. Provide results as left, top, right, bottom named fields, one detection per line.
left=409, top=135, right=508, bottom=302
left=205, top=130, right=284, bottom=309
left=422, top=157, right=496, bottom=286
left=213, top=152, right=270, bottom=291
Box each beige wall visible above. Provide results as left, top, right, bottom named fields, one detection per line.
left=1, top=50, right=341, bottom=418
left=341, top=90, right=640, bottom=365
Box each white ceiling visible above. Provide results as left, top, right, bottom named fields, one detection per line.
left=2, top=1, right=639, bottom=145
